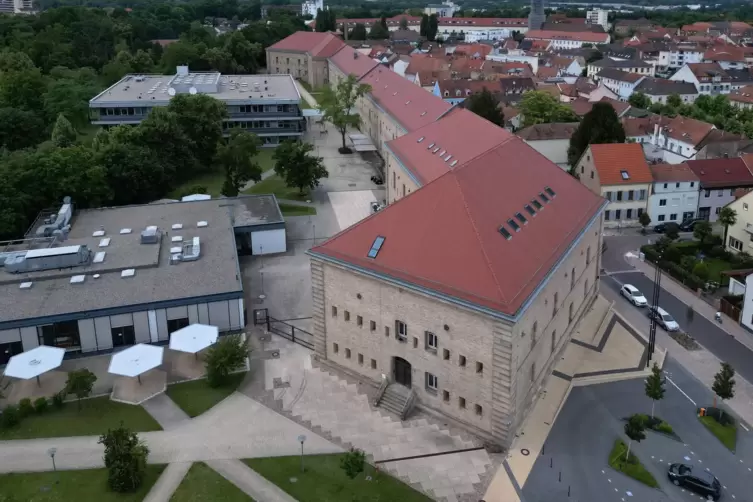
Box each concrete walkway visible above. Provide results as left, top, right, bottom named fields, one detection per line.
left=207, top=458, right=298, bottom=502
left=142, top=461, right=192, bottom=502
left=141, top=393, right=190, bottom=430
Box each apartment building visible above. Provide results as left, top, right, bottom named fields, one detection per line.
left=88, top=68, right=305, bottom=145
left=648, top=164, right=700, bottom=226
left=685, top=157, right=753, bottom=222
left=266, top=31, right=344, bottom=88
left=657, top=44, right=704, bottom=71
left=633, top=78, right=698, bottom=105
left=723, top=188, right=753, bottom=255
left=670, top=63, right=732, bottom=95
left=594, top=69, right=645, bottom=101
left=587, top=57, right=654, bottom=78
left=525, top=29, right=610, bottom=49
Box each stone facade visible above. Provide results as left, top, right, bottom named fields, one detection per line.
left=266, top=50, right=330, bottom=88
left=385, top=149, right=420, bottom=203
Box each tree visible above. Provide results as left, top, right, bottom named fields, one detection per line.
left=217, top=130, right=262, bottom=197
left=340, top=447, right=366, bottom=479
left=623, top=414, right=647, bottom=461
left=167, top=94, right=228, bottom=169
left=51, top=113, right=76, bottom=147
left=205, top=334, right=249, bottom=387
left=465, top=88, right=505, bottom=127
left=639, top=212, right=651, bottom=234
left=718, top=207, right=738, bottom=248
left=693, top=220, right=713, bottom=247
left=420, top=14, right=429, bottom=37
left=0, top=107, right=44, bottom=151
left=99, top=425, right=150, bottom=493
left=692, top=261, right=709, bottom=282
left=519, top=91, right=578, bottom=127
left=667, top=93, right=683, bottom=109
left=319, top=74, right=372, bottom=152
left=628, top=92, right=651, bottom=110
left=399, top=17, right=408, bottom=30
left=665, top=222, right=680, bottom=241
left=369, top=19, right=389, bottom=40
left=427, top=14, right=439, bottom=41
left=349, top=23, right=367, bottom=40
left=65, top=368, right=97, bottom=410
left=567, top=103, right=626, bottom=167
left=273, top=140, right=329, bottom=194
left=712, top=362, right=736, bottom=421
left=644, top=363, right=665, bottom=418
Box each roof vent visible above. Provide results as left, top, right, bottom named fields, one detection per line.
left=439, top=150, right=446, bottom=156
left=99, top=238, right=110, bottom=248
left=432, top=147, right=440, bottom=153
left=140, top=226, right=160, bottom=244
left=121, top=269, right=136, bottom=278
left=93, top=251, right=106, bottom=263
left=170, top=246, right=182, bottom=254
left=444, top=154, right=452, bottom=162
left=450, top=160, right=458, bottom=167
left=92, top=230, right=106, bottom=237
left=171, top=223, right=183, bottom=230
left=417, top=137, right=425, bottom=143
left=405, top=100, right=411, bottom=105
left=70, top=275, right=86, bottom=284
left=197, top=221, right=208, bottom=228
left=120, top=228, right=132, bottom=235
left=421, top=111, right=427, bottom=116
left=172, top=235, right=183, bottom=243
left=19, top=282, right=32, bottom=289
left=93, top=274, right=100, bottom=279
left=427, top=143, right=435, bottom=149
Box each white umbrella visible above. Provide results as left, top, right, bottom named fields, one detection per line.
left=3, top=346, right=65, bottom=386
left=108, top=344, right=164, bottom=384
left=169, top=324, right=218, bottom=356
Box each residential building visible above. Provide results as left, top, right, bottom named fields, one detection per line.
left=525, top=29, right=610, bottom=49
left=623, top=115, right=715, bottom=164
left=670, top=63, right=732, bottom=95
left=0, top=195, right=288, bottom=364
left=695, top=130, right=752, bottom=160
left=433, top=80, right=495, bottom=105
left=648, top=164, right=700, bottom=226
left=633, top=78, right=698, bottom=105
left=516, top=122, right=580, bottom=170
left=586, top=57, right=654, bottom=78
left=703, top=46, right=747, bottom=70
left=594, top=69, right=645, bottom=101
left=729, top=85, right=753, bottom=110
left=575, top=143, right=652, bottom=228
left=0, top=0, right=33, bottom=14
left=301, top=0, right=323, bottom=17
left=424, top=2, right=458, bottom=17
left=657, top=44, right=704, bottom=71
left=266, top=31, right=344, bottom=88
left=685, top=157, right=753, bottom=222
left=586, top=9, right=609, bottom=30
left=614, top=18, right=655, bottom=36
left=88, top=68, right=306, bottom=145
left=723, top=188, right=753, bottom=258
left=464, top=29, right=512, bottom=43
left=437, top=17, right=529, bottom=40
left=727, top=68, right=753, bottom=90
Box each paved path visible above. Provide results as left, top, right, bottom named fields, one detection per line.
left=142, top=461, right=192, bottom=502
left=0, top=392, right=341, bottom=474
left=207, top=458, right=298, bottom=502
left=142, top=393, right=191, bottom=430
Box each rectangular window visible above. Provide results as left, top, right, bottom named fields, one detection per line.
left=167, top=317, right=190, bottom=335
left=370, top=320, right=376, bottom=331
left=333, top=343, right=339, bottom=353
left=663, top=183, right=668, bottom=189
left=443, top=348, right=450, bottom=360
left=459, top=397, right=466, bottom=409
left=658, top=214, right=665, bottom=221
left=670, top=213, right=677, bottom=220
left=616, top=191, right=623, bottom=201
left=413, top=337, right=418, bottom=348
left=476, top=362, right=483, bottom=374
left=626, top=209, right=633, bottom=219
left=604, top=210, right=611, bottom=221
left=730, top=236, right=743, bottom=251
left=443, top=390, right=450, bottom=402
left=385, top=326, right=390, bottom=337
left=425, top=331, right=438, bottom=351
left=345, top=348, right=351, bottom=359
left=627, top=190, right=634, bottom=201
left=718, top=190, right=724, bottom=197
left=615, top=209, right=622, bottom=219
left=331, top=306, right=338, bottom=317
left=425, top=372, right=438, bottom=392
left=367, top=236, right=386, bottom=258
left=459, top=355, right=467, bottom=367
left=676, top=182, right=680, bottom=188
left=371, top=358, right=377, bottom=369
left=705, top=190, right=711, bottom=197
left=344, top=311, right=350, bottom=322
left=396, top=320, right=407, bottom=341
left=358, top=353, right=364, bottom=365
left=659, top=199, right=667, bottom=206
left=605, top=191, right=613, bottom=201
left=357, top=315, right=363, bottom=327
left=639, top=189, right=646, bottom=200
left=475, top=404, right=483, bottom=416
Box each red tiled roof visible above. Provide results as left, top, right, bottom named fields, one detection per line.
left=525, top=30, right=610, bottom=43
left=649, top=164, right=700, bottom=183
left=537, top=66, right=560, bottom=79
left=704, top=47, right=746, bottom=62
left=589, top=143, right=653, bottom=185
left=730, top=85, right=753, bottom=105
left=685, top=158, right=753, bottom=188
left=312, top=122, right=604, bottom=317
left=361, top=66, right=452, bottom=132
left=686, top=62, right=730, bottom=79
left=568, top=97, right=630, bottom=117
left=453, top=44, right=493, bottom=59
left=621, top=114, right=714, bottom=146
left=405, top=54, right=450, bottom=76
left=267, top=32, right=344, bottom=57
left=330, top=45, right=379, bottom=79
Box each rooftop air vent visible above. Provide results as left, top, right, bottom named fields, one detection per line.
left=70, top=275, right=86, bottom=284
left=19, top=282, right=32, bottom=289
left=444, top=155, right=452, bottom=162
left=450, top=160, right=458, bottom=167
left=120, top=228, right=132, bottom=235
left=417, top=137, right=425, bottom=143
left=170, top=246, right=182, bottom=254
left=92, top=230, right=106, bottom=237
left=99, top=238, right=110, bottom=248
left=93, top=251, right=106, bottom=263
left=121, top=269, right=135, bottom=278
left=171, top=236, right=183, bottom=243
left=172, top=223, right=183, bottom=230
left=140, top=226, right=160, bottom=244
left=427, top=143, right=435, bottom=149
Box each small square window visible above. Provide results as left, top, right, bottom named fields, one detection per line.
left=385, top=326, right=390, bottom=337
left=396, top=320, right=407, bottom=340
left=459, top=397, right=466, bottom=409
left=370, top=320, right=376, bottom=331
left=333, top=343, right=339, bottom=353
left=357, top=315, right=363, bottom=327
left=331, top=306, right=337, bottom=317
left=345, top=348, right=351, bottom=358
left=443, top=390, right=450, bottom=402
left=371, top=358, right=377, bottom=369
left=459, top=355, right=466, bottom=367
left=344, top=311, right=350, bottom=322
left=443, top=348, right=450, bottom=360
left=475, top=404, right=483, bottom=416
left=413, top=337, right=418, bottom=348
left=476, top=362, right=483, bottom=374
left=358, top=353, right=364, bottom=365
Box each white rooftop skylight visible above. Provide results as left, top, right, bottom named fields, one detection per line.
left=120, top=228, right=132, bottom=234
left=121, top=269, right=136, bottom=278
left=99, top=238, right=111, bottom=247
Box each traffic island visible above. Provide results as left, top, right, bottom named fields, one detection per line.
left=698, top=407, right=737, bottom=451
left=607, top=439, right=659, bottom=488
left=621, top=415, right=681, bottom=441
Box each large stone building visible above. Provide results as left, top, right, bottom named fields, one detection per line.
left=266, top=31, right=344, bottom=88
left=269, top=31, right=607, bottom=447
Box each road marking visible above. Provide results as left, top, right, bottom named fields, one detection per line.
left=664, top=374, right=697, bottom=406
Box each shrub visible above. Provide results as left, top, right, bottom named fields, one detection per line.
left=673, top=240, right=699, bottom=255
left=99, top=425, right=150, bottom=493
left=692, top=262, right=710, bottom=282
left=340, top=447, right=366, bottom=479
left=205, top=334, right=250, bottom=388
left=641, top=245, right=659, bottom=263
left=680, top=255, right=697, bottom=272
left=708, top=245, right=731, bottom=260
left=656, top=421, right=673, bottom=434
left=34, top=397, right=49, bottom=414
left=18, top=398, right=33, bottom=418
left=0, top=405, right=21, bottom=428
left=52, top=391, right=66, bottom=409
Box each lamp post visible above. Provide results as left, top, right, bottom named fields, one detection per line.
left=297, top=434, right=306, bottom=473
left=648, top=251, right=663, bottom=367
left=47, top=447, right=57, bottom=472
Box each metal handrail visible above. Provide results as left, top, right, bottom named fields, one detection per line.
left=374, top=375, right=389, bottom=406
left=400, top=389, right=416, bottom=421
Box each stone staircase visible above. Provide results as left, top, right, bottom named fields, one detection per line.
left=376, top=383, right=412, bottom=418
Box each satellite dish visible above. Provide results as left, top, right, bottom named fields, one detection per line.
left=189, top=87, right=198, bottom=95
left=167, top=87, right=176, bottom=96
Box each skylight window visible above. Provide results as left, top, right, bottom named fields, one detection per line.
left=498, top=226, right=512, bottom=240
left=439, top=150, right=446, bottom=156
left=450, top=160, right=458, bottom=167
left=444, top=154, right=452, bottom=162
left=524, top=204, right=536, bottom=216
left=515, top=212, right=528, bottom=225
left=531, top=198, right=543, bottom=210
left=620, top=171, right=630, bottom=180
left=432, top=147, right=440, bottom=153
left=417, top=136, right=425, bottom=143
left=545, top=186, right=556, bottom=197
left=428, top=142, right=435, bottom=149
left=367, top=236, right=385, bottom=259
left=507, top=219, right=521, bottom=232
left=539, top=192, right=550, bottom=203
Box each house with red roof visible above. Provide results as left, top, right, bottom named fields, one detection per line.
left=525, top=29, right=610, bottom=49
left=266, top=32, right=344, bottom=87
left=669, top=62, right=732, bottom=95
left=648, top=164, right=701, bottom=228
left=685, top=157, right=753, bottom=222
left=703, top=46, right=747, bottom=70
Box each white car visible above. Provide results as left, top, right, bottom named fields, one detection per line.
left=620, top=284, right=648, bottom=307
left=649, top=306, right=680, bottom=332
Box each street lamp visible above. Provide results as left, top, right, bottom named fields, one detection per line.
left=648, top=251, right=663, bottom=367
left=47, top=447, right=57, bottom=472
left=297, top=434, right=306, bottom=473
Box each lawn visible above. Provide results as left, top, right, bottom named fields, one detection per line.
left=0, top=396, right=161, bottom=440
left=703, top=258, right=734, bottom=283
left=168, top=149, right=277, bottom=198
left=166, top=372, right=246, bottom=418
left=699, top=415, right=737, bottom=451
left=278, top=203, right=317, bottom=216
left=242, top=175, right=310, bottom=201
left=244, top=454, right=432, bottom=502
left=170, top=462, right=254, bottom=502
left=0, top=464, right=165, bottom=501
left=607, top=439, right=659, bottom=488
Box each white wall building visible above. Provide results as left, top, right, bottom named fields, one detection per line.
left=464, top=28, right=513, bottom=42
left=302, top=0, right=324, bottom=17
left=586, top=9, right=609, bottom=30
left=647, top=164, right=700, bottom=226
left=670, top=63, right=732, bottom=95
left=657, top=45, right=704, bottom=71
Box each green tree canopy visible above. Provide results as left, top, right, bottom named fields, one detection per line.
left=99, top=425, right=150, bottom=493
left=273, top=140, right=329, bottom=195
left=427, top=14, right=438, bottom=41
left=64, top=368, right=97, bottom=410
left=644, top=363, right=665, bottom=418
left=718, top=207, right=738, bottom=247
left=52, top=113, right=76, bottom=147
left=519, top=91, right=578, bottom=128
left=217, top=129, right=262, bottom=197
left=0, top=107, right=44, bottom=151
left=628, top=92, right=651, bottom=109
left=369, top=19, right=390, bottom=39
left=465, top=88, right=505, bottom=127
left=167, top=93, right=228, bottom=169
left=567, top=102, right=626, bottom=167
left=319, top=74, right=371, bottom=152
left=349, top=23, right=367, bottom=40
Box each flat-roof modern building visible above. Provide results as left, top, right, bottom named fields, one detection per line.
left=88, top=66, right=306, bottom=146
left=0, top=195, right=286, bottom=364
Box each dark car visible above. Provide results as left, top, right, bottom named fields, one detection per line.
left=678, top=218, right=706, bottom=232
left=667, top=463, right=721, bottom=501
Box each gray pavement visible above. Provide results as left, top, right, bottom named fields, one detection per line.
left=141, top=393, right=190, bottom=430
left=142, top=461, right=192, bottom=502
left=206, top=458, right=298, bottom=502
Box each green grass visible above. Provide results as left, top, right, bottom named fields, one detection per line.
left=703, top=258, right=734, bottom=283
left=166, top=372, right=246, bottom=418
left=244, top=454, right=432, bottom=502
left=699, top=415, right=737, bottom=451
left=0, top=464, right=165, bottom=501
left=169, top=149, right=277, bottom=198
left=243, top=174, right=311, bottom=201
left=0, top=396, right=161, bottom=440
left=278, top=203, right=317, bottom=216
left=170, top=462, right=254, bottom=502
left=607, top=439, right=659, bottom=488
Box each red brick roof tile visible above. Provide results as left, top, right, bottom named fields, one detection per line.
left=589, top=143, right=653, bottom=185
left=267, top=32, right=344, bottom=57
left=685, top=158, right=753, bottom=188
left=330, top=45, right=379, bottom=79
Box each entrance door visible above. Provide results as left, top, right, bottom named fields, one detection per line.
left=393, top=357, right=412, bottom=387
left=0, top=341, right=22, bottom=365
left=111, top=325, right=135, bottom=348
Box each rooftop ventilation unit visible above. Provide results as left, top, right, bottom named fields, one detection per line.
left=171, top=236, right=183, bottom=243
left=197, top=221, right=208, bottom=228
left=140, top=226, right=160, bottom=244
left=4, top=244, right=91, bottom=274
left=120, top=228, right=132, bottom=235
left=19, top=282, right=32, bottom=289
left=171, top=223, right=183, bottom=230
left=99, top=238, right=110, bottom=248
left=36, top=196, right=72, bottom=238
left=93, top=251, right=106, bottom=263
left=170, top=237, right=201, bottom=264
left=92, top=229, right=106, bottom=237
left=121, top=269, right=135, bottom=278
left=70, top=275, right=86, bottom=284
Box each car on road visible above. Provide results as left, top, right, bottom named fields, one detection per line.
left=667, top=463, right=721, bottom=501
left=648, top=306, right=680, bottom=331
left=678, top=218, right=706, bottom=232
left=620, top=284, right=648, bottom=307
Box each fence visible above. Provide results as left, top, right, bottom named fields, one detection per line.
left=720, top=296, right=742, bottom=323
left=253, top=308, right=314, bottom=350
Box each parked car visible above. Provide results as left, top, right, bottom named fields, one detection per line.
left=648, top=306, right=680, bottom=331
left=678, top=218, right=706, bottom=232
left=620, top=284, right=648, bottom=307
left=667, top=463, right=721, bottom=501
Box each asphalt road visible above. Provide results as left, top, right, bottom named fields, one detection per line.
left=602, top=272, right=753, bottom=386
left=523, top=357, right=753, bottom=502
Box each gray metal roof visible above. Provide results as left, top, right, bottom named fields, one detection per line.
left=0, top=199, right=245, bottom=324
left=230, top=194, right=285, bottom=228
left=634, top=77, right=698, bottom=96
